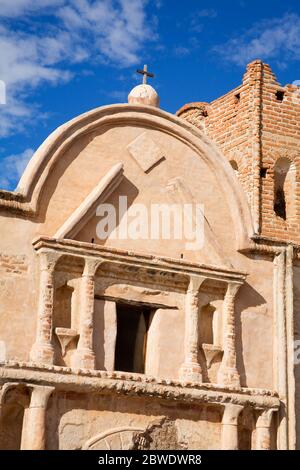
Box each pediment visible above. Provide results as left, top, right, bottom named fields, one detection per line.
left=23, top=104, right=253, bottom=264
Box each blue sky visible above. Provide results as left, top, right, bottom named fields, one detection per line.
left=0, top=0, right=299, bottom=190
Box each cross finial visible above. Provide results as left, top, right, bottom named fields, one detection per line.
left=136, top=64, right=154, bottom=85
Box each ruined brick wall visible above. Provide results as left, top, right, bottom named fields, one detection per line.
left=177, top=60, right=300, bottom=243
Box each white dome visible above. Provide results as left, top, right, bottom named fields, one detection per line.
left=128, top=84, right=159, bottom=107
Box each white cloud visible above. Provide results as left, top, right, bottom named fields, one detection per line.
left=214, top=13, right=300, bottom=65
left=0, top=148, right=34, bottom=190
left=0, top=0, right=64, bottom=17
left=0, top=1, right=154, bottom=137
left=58, top=0, right=152, bottom=66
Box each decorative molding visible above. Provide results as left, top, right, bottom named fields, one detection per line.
left=32, top=236, right=247, bottom=285
left=0, top=363, right=280, bottom=410
left=54, top=162, right=124, bottom=240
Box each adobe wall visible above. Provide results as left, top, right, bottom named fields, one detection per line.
left=45, top=392, right=221, bottom=450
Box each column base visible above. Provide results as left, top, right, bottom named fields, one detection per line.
left=218, top=366, right=240, bottom=388
left=30, top=342, right=54, bottom=365
left=72, top=348, right=96, bottom=370
left=179, top=362, right=202, bottom=383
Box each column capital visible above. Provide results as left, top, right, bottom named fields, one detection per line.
left=27, top=385, right=55, bottom=408
left=83, top=257, right=103, bottom=277
left=222, top=403, right=244, bottom=425
left=187, top=275, right=206, bottom=293
left=256, top=408, right=276, bottom=428
left=38, top=249, right=61, bottom=272
left=226, top=281, right=242, bottom=297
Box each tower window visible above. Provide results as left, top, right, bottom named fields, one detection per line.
left=273, top=157, right=296, bottom=220
left=260, top=168, right=267, bottom=178
left=114, top=303, right=152, bottom=373
left=234, top=93, right=241, bottom=104
left=275, top=90, right=285, bottom=102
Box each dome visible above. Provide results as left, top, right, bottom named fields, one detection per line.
left=128, top=84, right=160, bottom=108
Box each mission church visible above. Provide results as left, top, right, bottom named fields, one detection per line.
left=0, top=60, right=299, bottom=450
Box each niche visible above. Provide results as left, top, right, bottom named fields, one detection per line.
left=200, top=301, right=223, bottom=383
left=53, top=283, right=78, bottom=366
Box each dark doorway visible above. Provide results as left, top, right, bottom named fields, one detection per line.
left=115, top=303, right=152, bottom=373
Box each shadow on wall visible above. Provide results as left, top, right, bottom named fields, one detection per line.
left=235, top=281, right=267, bottom=388
left=75, top=176, right=139, bottom=245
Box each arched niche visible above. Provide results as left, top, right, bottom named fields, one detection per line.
left=53, top=255, right=84, bottom=366
left=0, top=385, right=30, bottom=450
left=273, top=157, right=296, bottom=221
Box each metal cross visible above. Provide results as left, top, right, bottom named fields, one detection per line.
left=136, top=64, right=154, bottom=84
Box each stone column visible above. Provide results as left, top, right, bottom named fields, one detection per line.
left=30, top=251, right=60, bottom=365
left=21, top=385, right=54, bottom=450
left=255, top=409, right=275, bottom=450
left=72, top=258, right=100, bottom=370
left=179, top=276, right=205, bottom=383
left=221, top=403, right=243, bottom=450
left=217, top=282, right=241, bottom=387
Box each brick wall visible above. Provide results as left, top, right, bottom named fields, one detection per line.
left=177, top=60, right=300, bottom=243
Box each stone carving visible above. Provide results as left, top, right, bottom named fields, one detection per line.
left=55, top=328, right=78, bottom=357
left=127, top=132, right=165, bottom=173
left=82, top=427, right=145, bottom=450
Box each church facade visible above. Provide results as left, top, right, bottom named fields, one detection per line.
left=0, top=60, right=299, bottom=450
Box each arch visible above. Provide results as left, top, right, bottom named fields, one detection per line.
left=9, top=104, right=253, bottom=250
left=0, top=384, right=30, bottom=450
left=273, top=157, right=296, bottom=220
left=82, top=426, right=145, bottom=450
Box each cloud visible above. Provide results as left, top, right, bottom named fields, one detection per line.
left=0, top=0, right=65, bottom=17
left=190, top=8, right=217, bottom=33
left=214, top=13, right=300, bottom=66
left=0, top=1, right=155, bottom=137
left=0, top=148, right=34, bottom=190
left=196, top=9, right=217, bottom=19
left=58, top=0, right=153, bottom=67
left=174, top=46, right=190, bottom=57
left=0, top=24, right=72, bottom=136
